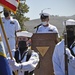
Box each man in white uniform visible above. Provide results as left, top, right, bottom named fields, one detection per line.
left=52, top=19, right=75, bottom=75
left=34, top=12, right=60, bottom=43
left=0, top=8, right=21, bottom=54
left=7, top=40, right=39, bottom=75
left=35, top=13, right=60, bottom=37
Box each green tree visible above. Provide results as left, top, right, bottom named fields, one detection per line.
left=12, top=1, right=29, bottom=30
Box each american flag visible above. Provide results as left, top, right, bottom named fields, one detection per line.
left=0, top=0, right=19, bottom=13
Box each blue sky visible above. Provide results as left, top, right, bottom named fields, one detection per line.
left=0, top=0, right=75, bottom=20
left=25, top=0, right=75, bottom=20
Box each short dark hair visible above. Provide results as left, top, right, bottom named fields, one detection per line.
left=3, top=8, right=11, bottom=13
left=3, top=8, right=11, bottom=17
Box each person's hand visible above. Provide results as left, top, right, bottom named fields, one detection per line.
left=7, top=57, right=15, bottom=66
left=66, top=48, right=74, bottom=59
left=11, top=62, right=21, bottom=71
left=8, top=58, right=21, bottom=71
left=66, top=48, right=71, bottom=56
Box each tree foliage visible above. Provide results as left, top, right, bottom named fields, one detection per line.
left=12, top=2, right=29, bottom=30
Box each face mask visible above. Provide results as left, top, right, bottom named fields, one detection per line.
left=4, top=12, right=9, bottom=18
left=18, top=41, right=28, bottom=52
left=67, top=30, right=74, bottom=48
left=41, top=21, right=48, bottom=25
left=67, top=30, right=74, bottom=38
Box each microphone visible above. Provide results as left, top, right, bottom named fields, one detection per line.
left=34, top=24, right=42, bottom=29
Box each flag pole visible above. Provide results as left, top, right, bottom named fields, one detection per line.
left=0, top=12, right=13, bottom=59
left=0, top=11, right=18, bottom=75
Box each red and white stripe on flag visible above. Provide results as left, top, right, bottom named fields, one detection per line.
left=0, top=0, right=19, bottom=13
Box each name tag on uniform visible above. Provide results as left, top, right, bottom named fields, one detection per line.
left=48, top=29, right=53, bottom=31
left=10, top=21, right=15, bottom=24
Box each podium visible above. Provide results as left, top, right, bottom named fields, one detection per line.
left=31, top=33, right=58, bottom=75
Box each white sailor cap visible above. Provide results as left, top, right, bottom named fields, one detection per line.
left=16, top=31, right=33, bottom=38
left=40, top=13, right=50, bottom=19
left=66, top=19, right=75, bottom=26
left=40, top=12, right=50, bottom=17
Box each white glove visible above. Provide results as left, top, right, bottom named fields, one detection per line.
left=66, top=48, right=73, bottom=59
left=11, top=62, right=21, bottom=71
left=7, top=57, right=15, bottom=66
left=8, top=58, right=21, bottom=71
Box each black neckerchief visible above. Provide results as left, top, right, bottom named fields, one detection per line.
left=69, top=41, right=75, bottom=57
left=19, top=50, right=28, bottom=63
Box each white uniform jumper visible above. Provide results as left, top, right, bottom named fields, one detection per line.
left=52, top=39, right=75, bottom=75
left=7, top=49, right=39, bottom=75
